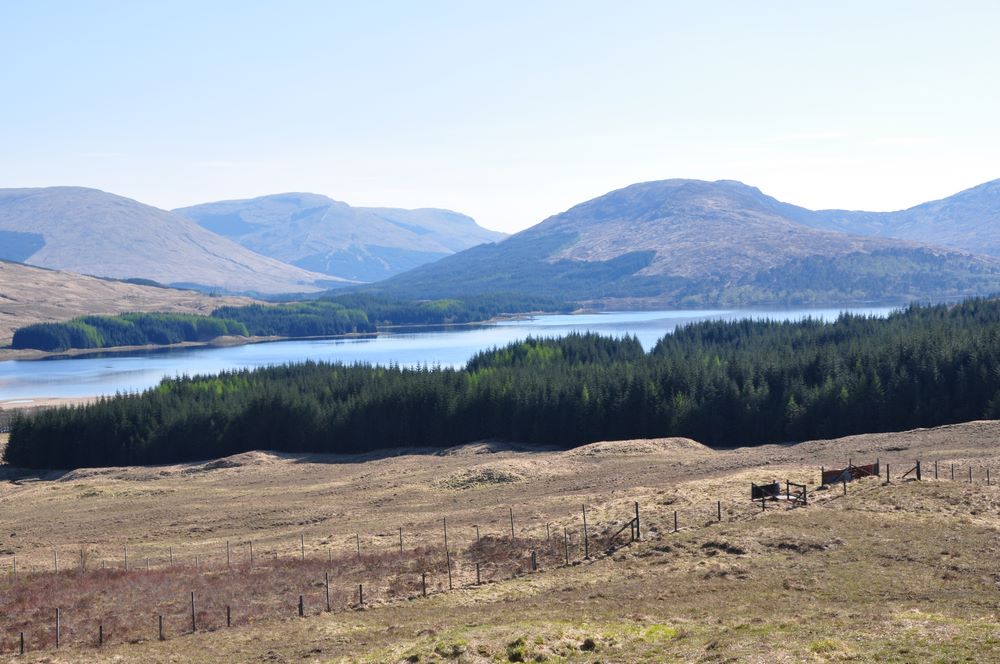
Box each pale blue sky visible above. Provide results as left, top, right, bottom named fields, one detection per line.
left=2, top=1, right=998, bottom=233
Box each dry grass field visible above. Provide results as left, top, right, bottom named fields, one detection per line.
left=2, top=421, right=1000, bottom=662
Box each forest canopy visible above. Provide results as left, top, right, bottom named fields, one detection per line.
left=6, top=297, right=1000, bottom=469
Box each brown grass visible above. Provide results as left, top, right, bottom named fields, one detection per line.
left=1, top=421, right=1000, bottom=661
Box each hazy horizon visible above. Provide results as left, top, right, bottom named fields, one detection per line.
left=3, top=1, right=999, bottom=233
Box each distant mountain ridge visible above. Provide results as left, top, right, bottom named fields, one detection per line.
left=0, top=187, right=338, bottom=294
left=174, top=193, right=506, bottom=282
left=799, top=179, right=1000, bottom=257
left=369, top=178, right=1000, bottom=307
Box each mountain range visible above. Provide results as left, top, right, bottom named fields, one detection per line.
left=173, top=193, right=506, bottom=282
left=1, top=179, right=999, bottom=308
left=0, top=187, right=336, bottom=295
left=369, top=179, right=1000, bottom=307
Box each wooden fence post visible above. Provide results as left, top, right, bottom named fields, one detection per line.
left=475, top=525, right=480, bottom=544
left=952, top=463, right=955, bottom=480
left=446, top=550, right=453, bottom=590
left=158, top=614, right=164, bottom=641
left=634, top=502, right=640, bottom=540
left=886, top=463, right=890, bottom=483
left=916, top=460, right=922, bottom=481
left=673, top=510, right=679, bottom=532
left=55, top=608, right=60, bottom=648
left=509, top=507, right=515, bottom=542
left=358, top=583, right=364, bottom=608
left=191, top=592, right=196, bottom=632
left=842, top=479, right=847, bottom=495
left=717, top=500, right=722, bottom=522
left=563, top=528, right=570, bottom=565
left=935, top=460, right=939, bottom=479
left=582, top=505, right=589, bottom=559
left=325, top=571, right=331, bottom=612
left=20, top=631, right=24, bottom=655
left=300, top=534, right=305, bottom=560
left=227, top=605, right=231, bottom=627
left=298, top=595, right=304, bottom=617
left=476, top=562, right=481, bottom=585
left=99, top=623, right=103, bottom=647
left=398, top=527, right=403, bottom=554
left=54, top=549, right=58, bottom=573
left=422, top=572, right=427, bottom=597
left=531, top=550, right=537, bottom=572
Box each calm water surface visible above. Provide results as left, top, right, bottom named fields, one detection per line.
left=0, top=307, right=897, bottom=401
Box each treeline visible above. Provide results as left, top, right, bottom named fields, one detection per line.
left=6, top=298, right=1000, bottom=469
left=10, top=294, right=572, bottom=351
left=11, top=313, right=249, bottom=352
left=321, top=292, right=574, bottom=326
left=210, top=301, right=373, bottom=337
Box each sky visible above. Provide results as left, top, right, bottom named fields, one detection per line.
left=1, top=1, right=998, bottom=234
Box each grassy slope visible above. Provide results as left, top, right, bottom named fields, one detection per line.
left=1, top=422, right=1000, bottom=662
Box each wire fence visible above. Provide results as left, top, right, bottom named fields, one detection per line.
left=0, top=455, right=996, bottom=654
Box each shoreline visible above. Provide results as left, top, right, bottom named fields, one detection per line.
left=0, top=331, right=380, bottom=363
left=0, top=311, right=559, bottom=363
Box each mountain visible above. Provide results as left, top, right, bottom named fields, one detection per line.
left=0, top=187, right=339, bottom=294
left=0, top=260, right=254, bottom=346
left=368, top=179, right=1000, bottom=307
left=794, top=179, right=1000, bottom=257
left=174, top=193, right=506, bottom=282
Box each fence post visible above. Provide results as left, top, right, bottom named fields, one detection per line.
left=673, top=510, right=679, bottom=532
left=300, top=534, right=305, bottom=560
left=475, top=525, right=480, bottom=544
left=54, top=549, right=58, bottom=573
left=952, top=463, right=955, bottom=480
left=886, top=463, right=890, bottom=483
left=99, top=623, right=103, bottom=647
left=476, top=562, right=481, bottom=585
left=509, top=507, right=515, bottom=542
left=191, top=592, right=196, bottom=632
left=422, top=572, right=427, bottom=597
left=582, top=505, right=589, bottom=559
left=989, top=468, right=992, bottom=486
left=325, top=571, right=331, bottom=612
left=717, top=500, right=722, bottom=522
left=446, top=550, right=453, bottom=590
left=842, top=479, right=847, bottom=495
left=159, top=614, right=164, bottom=641
left=398, top=527, right=403, bottom=554
left=634, top=502, right=640, bottom=540
left=916, top=460, right=921, bottom=481
left=355, top=533, right=360, bottom=559
left=298, top=595, right=304, bottom=617
left=227, top=605, right=231, bottom=627
left=358, top=583, right=364, bottom=608
left=169, top=546, right=173, bottom=566
left=531, top=550, right=537, bottom=572
left=563, top=528, right=570, bottom=565
left=20, top=631, right=24, bottom=655
left=935, top=460, right=939, bottom=479
left=970, top=467, right=973, bottom=484
left=55, top=608, right=60, bottom=648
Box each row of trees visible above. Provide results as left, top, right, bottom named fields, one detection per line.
left=6, top=298, right=1000, bottom=469
left=11, top=313, right=249, bottom=351
left=11, top=294, right=573, bottom=351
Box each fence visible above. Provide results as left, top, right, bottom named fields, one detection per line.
left=0, top=455, right=996, bottom=654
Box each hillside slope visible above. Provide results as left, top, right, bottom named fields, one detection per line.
left=371, top=179, right=1000, bottom=306
left=0, top=187, right=339, bottom=294
left=0, top=260, right=253, bottom=346
left=175, top=193, right=506, bottom=282
left=802, top=179, right=1000, bottom=256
